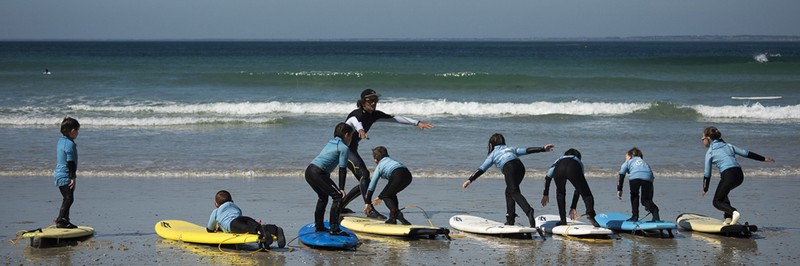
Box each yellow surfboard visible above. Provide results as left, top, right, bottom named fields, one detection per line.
left=340, top=217, right=449, bottom=238
left=21, top=225, right=94, bottom=239
left=155, top=220, right=260, bottom=244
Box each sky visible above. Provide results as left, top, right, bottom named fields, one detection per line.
left=1, top=0, right=798, bottom=40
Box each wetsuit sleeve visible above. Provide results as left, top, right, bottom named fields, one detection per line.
left=338, top=167, right=347, bottom=191
left=207, top=210, right=218, bottom=232
left=730, top=144, right=750, bottom=157
left=570, top=190, right=580, bottom=210
left=368, top=167, right=381, bottom=193
left=543, top=176, right=552, bottom=196
left=746, top=151, right=767, bottom=161
left=468, top=169, right=485, bottom=182
left=703, top=176, right=710, bottom=192
left=67, top=161, right=77, bottom=179
left=617, top=174, right=625, bottom=192
left=338, top=141, right=349, bottom=191
left=381, top=115, right=420, bottom=126
left=703, top=150, right=713, bottom=180
left=345, top=116, right=365, bottom=132
left=525, top=147, right=546, bottom=154
left=478, top=154, right=494, bottom=173
left=617, top=161, right=629, bottom=191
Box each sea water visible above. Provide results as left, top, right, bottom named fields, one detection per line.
left=1, top=41, right=798, bottom=179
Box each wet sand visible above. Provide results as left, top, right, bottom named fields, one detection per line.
left=2, top=176, right=799, bottom=265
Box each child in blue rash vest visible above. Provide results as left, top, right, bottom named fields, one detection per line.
left=340, top=89, right=434, bottom=219
left=366, top=146, right=413, bottom=225
left=617, top=147, right=661, bottom=222
left=53, top=117, right=80, bottom=229
left=462, top=133, right=555, bottom=227
left=701, top=126, right=774, bottom=225
left=541, top=148, right=601, bottom=227
left=207, top=190, right=286, bottom=249
left=305, top=122, right=353, bottom=236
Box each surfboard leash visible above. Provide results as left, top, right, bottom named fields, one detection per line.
left=400, top=205, right=434, bottom=227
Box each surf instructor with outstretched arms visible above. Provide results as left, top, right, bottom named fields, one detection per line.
left=341, top=89, right=434, bottom=219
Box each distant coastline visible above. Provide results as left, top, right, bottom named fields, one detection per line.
left=2, top=35, right=800, bottom=42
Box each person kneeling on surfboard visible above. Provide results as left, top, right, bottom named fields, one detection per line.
left=305, top=122, right=353, bottom=236
left=463, top=133, right=555, bottom=227
left=541, top=148, right=601, bottom=227
left=700, top=126, right=774, bottom=225
left=617, top=147, right=661, bottom=222
left=207, top=190, right=286, bottom=249
left=53, top=117, right=80, bottom=229
left=365, top=146, right=413, bottom=225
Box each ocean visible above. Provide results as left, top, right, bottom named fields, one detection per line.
left=1, top=41, right=798, bottom=179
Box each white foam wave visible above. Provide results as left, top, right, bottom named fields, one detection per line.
left=0, top=115, right=281, bottom=126
left=689, top=103, right=800, bottom=120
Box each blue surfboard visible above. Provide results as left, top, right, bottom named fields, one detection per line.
left=596, top=212, right=676, bottom=237
left=297, top=222, right=359, bottom=250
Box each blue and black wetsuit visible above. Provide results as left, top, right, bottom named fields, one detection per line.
left=341, top=108, right=420, bottom=209
left=366, top=157, right=412, bottom=216
left=704, top=139, right=768, bottom=220
left=618, top=156, right=659, bottom=220
left=543, top=155, right=597, bottom=224
left=54, top=135, right=77, bottom=226
left=305, top=136, right=349, bottom=232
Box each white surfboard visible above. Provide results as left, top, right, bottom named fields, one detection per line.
left=535, top=215, right=613, bottom=236
left=449, top=215, right=539, bottom=235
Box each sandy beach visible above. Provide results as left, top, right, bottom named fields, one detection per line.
left=3, top=175, right=799, bottom=265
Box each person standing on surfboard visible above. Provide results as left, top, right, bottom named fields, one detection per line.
left=617, top=147, right=661, bottom=222
left=207, top=190, right=286, bottom=249
left=366, top=146, right=413, bottom=225
left=53, top=117, right=80, bottom=229
left=541, top=148, right=601, bottom=227
left=463, top=133, right=555, bottom=227
left=701, top=126, right=774, bottom=225
left=305, top=122, right=353, bottom=236
left=341, top=89, right=434, bottom=219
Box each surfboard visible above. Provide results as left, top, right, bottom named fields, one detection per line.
left=21, top=225, right=94, bottom=239
left=449, top=215, right=540, bottom=237
left=297, top=222, right=359, bottom=250
left=535, top=214, right=613, bottom=236
left=341, top=216, right=449, bottom=239
left=154, top=220, right=260, bottom=245
left=676, top=213, right=757, bottom=237
left=595, top=212, right=676, bottom=237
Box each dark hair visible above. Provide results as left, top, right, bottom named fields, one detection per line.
left=334, top=122, right=353, bottom=139
left=703, top=126, right=722, bottom=141
left=372, top=146, right=389, bottom=162
left=215, top=190, right=232, bottom=205
left=627, top=147, right=643, bottom=158
left=60, top=117, right=80, bottom=136
left=487, top=133, right=506, bottom=154
left=564, top=148, right=582, bottom=160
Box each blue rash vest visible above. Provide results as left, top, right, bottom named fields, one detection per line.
left=310, top=137, right=350, bottom=173
left=546, top=155, right=584, bottom=178
left=368, top=157, right=407, bottom=192
left=619, top=156, right=654, bottom=182
left=207, top=201, right=242, bottom=232
left=704, top=139, right=748, bottom=178
left=54, top=136, right=77, bottom=187
left=478, top=145, right=528, bottom=172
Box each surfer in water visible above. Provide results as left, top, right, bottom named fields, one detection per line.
left=366, top=146, right=413, bottom=225
left=341, top=89, right=434, bottom=219
left=207, top=190, right=286, bottom=249
left=463, top=133, right=555, bottom=228
left=305, top=123, right=353, bottom=236
left=701, top=126, right=774, bottom=225
left=53, top=117, right=80, bottom=229
left=541, top=148, right=601, bottom=227
left=617, top=147, right=661, bottom=222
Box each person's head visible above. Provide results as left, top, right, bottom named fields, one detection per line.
left=60, top=117, right=80, bottom=139
left=487, top=133, right=506, bottom=154
left=356, top=89, right=380, bottom=113
left=372, top=146, right=389, bottom=164
left=702, top=126, right=722, bottom=147
left=626, top=147, right=642, bottom=160
left=333, top=122, right=354, bottom=143
left=564, top=148, right=582, bottom=160
left=214, top=190, right=233, bottom=207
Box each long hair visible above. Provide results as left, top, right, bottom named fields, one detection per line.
left=703, top=126, right=722, bottom=141
left=334, top=122, right=354, bottom=139
left=488, top=133, right=506, bottom=154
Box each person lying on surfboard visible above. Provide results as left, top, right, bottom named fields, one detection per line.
left=207, top=190, right=286, bottom=249
left=365, top=146, right=413, bottom=225
left=701, top=126, right=774, bottom=225
left=305, top=122, right=353, bottom=236
left=617, top=147, right=661, bottom=222
left=53, top=117, right=80, bottom=229
left=541, top=148, right=601, bottom=227
left=463, top=133, right=555, bottom=227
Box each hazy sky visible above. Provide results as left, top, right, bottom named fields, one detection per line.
left=1, top=0, right=798, bottom=40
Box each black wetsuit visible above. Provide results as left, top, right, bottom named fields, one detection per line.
left=544, top=156, right=596, bottom=223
